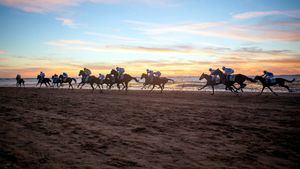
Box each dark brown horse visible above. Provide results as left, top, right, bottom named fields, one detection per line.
left=140, top=73, right=174, bottom=93
left=77, top=70, right=103, bottom=92
left=198, top=73, right=221, bottom=95
left=254, top=76, right=295, bottom=96
left=212, top=69, right=256, bottom=93
left=108, top=69, right=139, bottom=91
left=58, top=75, right=77, bottom=89
left=37, top=75, right=51, bottom=87
left=16, top=78, right=25, bottom=87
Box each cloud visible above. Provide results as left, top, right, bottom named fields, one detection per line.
left=56, top=17, right=78, bottom=28
left=233, top=10, right=300, bottom=20
left=0, top=0, right=175, bottom=13
left=125, top=20, right=300, bottom=42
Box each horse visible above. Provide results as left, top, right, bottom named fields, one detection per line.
left=77, top=70, right=103, bottom=92
left=58, top=75, right=77, bottom=89
left=77, top=70, right=89, bottom=89
left=16, top=78, right=25, bottom=87
left=52, top=75, right=61, bottom=88
left=140, top=73, right=174, bottom=93
left=198, top=73, right=222, bottom=95
left=212, top=69, right=256, bottom=93
left=109, top=69, right=139, bottom=91
left=254, top=76, right=295, bottom=96
left=37, top=75, right=51, bottom=87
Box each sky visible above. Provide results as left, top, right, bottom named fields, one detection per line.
left=0, top=0, right=300, bottom=77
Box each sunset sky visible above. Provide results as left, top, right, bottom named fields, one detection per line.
left=0, top=0, right=300, bottom=77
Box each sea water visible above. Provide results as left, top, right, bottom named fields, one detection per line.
left=1, top=75, right=299, bottom=93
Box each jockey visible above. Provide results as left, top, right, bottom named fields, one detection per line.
left=116, top=67, right=125, bottom=80
left=209, top=68, right=217, bottom=81
left=262, top=70, right=274, bottom=81
left=147, top=69, right=154, bottom=82
left=154, top=71, right=161, bottom=78
left=83, top=68, right=91, bottom=82
left=222, top=66, right=234, bottom=75
left=16, top=74, right=21, bottom=80
left=98, top=73, right=105, bottom=81
left=62, top=72, right=68, bottom=81
left=52, top=74, right=59, bottom=83
left=222, top=66, right=234, bottom=80
left=40, top=71, right=45, bottom=80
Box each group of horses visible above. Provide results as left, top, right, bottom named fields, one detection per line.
left=199, top=68, right=295, bottom=95
left=16, top=68, right=295, bottom=95
left=34, top=69, right=174, bottom=93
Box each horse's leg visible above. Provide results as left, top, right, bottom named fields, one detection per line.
left=211, top=85, right=214, bottom=95
left=159, top=84, right=163, bottom=93
left=199, top=84, right=208, bottom=90
left=268, top=86, right=278, bottom=96
left=258, top=86, right=265, bottom=96
left=80, top=83, right=85, bottom=89
left=279, top=82, right=291, bottom=92
left=149, top=85, right=155, bottom=93
left=90, top=83, right=95, bottom=91
left=141, top=84, right=146, bottom=89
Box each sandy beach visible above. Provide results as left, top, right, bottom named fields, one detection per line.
left=0, top=87, right=299, bottom=169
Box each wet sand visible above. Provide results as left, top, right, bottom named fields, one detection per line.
left=0, top=87, right=299, bottom=169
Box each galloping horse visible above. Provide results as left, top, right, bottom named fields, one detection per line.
left=16, top=78, right=25, bottom=87
left=37, top=75, right=51, bottom=87
left=108, top=69, right=139, bottom=91
left=212, top=69, right=256, bottom=93
left=58, top=75, right=77, bottom=89
left=254, top=76, right=295, bottom=96
left=198, top=73, right=221, bottom=95
left=77, top=70, right=103, bottom=92
left=140, top=73, right=174, bottom=93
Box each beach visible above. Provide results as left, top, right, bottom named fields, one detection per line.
left=0, top=87, right=299, bottom=169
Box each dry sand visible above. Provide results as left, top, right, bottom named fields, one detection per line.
left=0, top=87, right=299, bottom=169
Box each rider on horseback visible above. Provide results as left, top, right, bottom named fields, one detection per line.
left=222, top=66, right=234, bottom=81
left=53, top=74, right=59, bottom=83
left=16, top=74, right=21, bottom=81
left=147, top=69, right=154, bottom=83
left=62, top=72, right=68, bottom=82
left=98, top=73, right=105, bottom=82
left=83, top=68, right=91, bottom=82
left=262, top=70, right=274, bottom=83
left=154, top=71, right=161, bottom=78
left=116, top=67, right=125, bottom=80
left=209, top=68, right=218, bottom=82
left=40, top=71, right=45, bottom=81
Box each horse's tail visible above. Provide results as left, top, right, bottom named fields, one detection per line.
left=72, top=78, right=77, bottom=84
left=167, top=78, right=175, bottom=83
left=132, top=77, right=139, bottom=82
left=285, top=78, right=295, bottom=83
left=246, top=76, right=256, bottom=82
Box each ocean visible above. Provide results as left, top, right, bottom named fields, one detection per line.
left=1, top=75, right=300, bottom=93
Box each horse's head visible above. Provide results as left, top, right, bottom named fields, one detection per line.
left=78, top=70, right=85, bottom=76
left=199, top=73, right=205, bottom=80
left=37, top=75, right=41, bottom=79
left=111, top=69, right=118, bottom=76
left=141, top=73, right=147, bottom=79
left=59, top=75, right=63, bottom=79
left=105, top=74, right=112, bottom=79
left=211, top=69, right=222, bottom=76
left=254, top=76, right=262, bottom=81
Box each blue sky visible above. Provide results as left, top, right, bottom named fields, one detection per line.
left=0, top=0, right=299, bottom=77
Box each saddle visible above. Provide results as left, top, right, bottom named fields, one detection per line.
left=226, top=75, right=236, bottom=82
left=210, top=76, right=220, bottom=83
left=267, top=78, right=276, bottom=84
